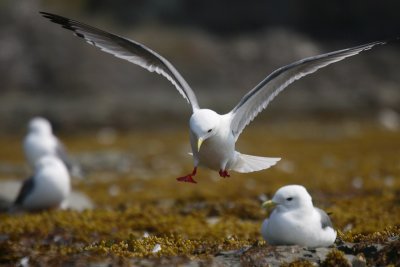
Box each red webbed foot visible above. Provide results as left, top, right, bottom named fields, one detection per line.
left=177, top=175, right=197, bottom=183
left=219, top=170, right=230, bottom=178
left=177, top=167, right=198, bottom=183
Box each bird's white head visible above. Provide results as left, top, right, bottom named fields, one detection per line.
left=28, top=117, right=52, bottom=135
left=264, top=185, right=313, bottom=212
left=190, top=109, right=221, bottom=152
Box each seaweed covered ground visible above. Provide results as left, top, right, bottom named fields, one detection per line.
left=0, top=118, right=399, bottom=266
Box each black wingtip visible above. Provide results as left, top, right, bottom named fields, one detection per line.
left=39, top=11, right=60, bottom=21
left=40, top=11, right=68, bottom=24
left=40, top=11, right=82, bottom=37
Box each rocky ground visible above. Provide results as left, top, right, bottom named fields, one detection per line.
left=0, top=119, right=399, bottom=266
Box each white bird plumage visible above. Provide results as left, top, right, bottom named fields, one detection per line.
left=40, top=12, right=386, bottom=183
left=261, top=185, right=337, bottom=248
left=14, top=155, right=71, bottom=211
left=24, top=117, right=62, bottom=166
left=24, top=117, right=81, bottom=178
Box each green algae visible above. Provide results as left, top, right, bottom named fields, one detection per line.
left=0, top=119, right=399, bottom=264
left=321, top=249, right=351, bottom=267
left=282, top=260, right=315, bottom=267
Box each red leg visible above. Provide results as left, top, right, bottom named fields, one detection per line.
left=219, top=170, right=230, bottom=178
left=177, top=167, right=198, bottom=183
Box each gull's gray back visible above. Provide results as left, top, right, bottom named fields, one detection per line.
left=316, top=207, right=333, bottom=229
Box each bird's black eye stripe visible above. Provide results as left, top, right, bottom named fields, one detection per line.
left=286, top=197, right=293, bottom=201
left=208, top=129, right=212, bottom=133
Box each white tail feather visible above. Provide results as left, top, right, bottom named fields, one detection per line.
left=232, top=153, right=280, bottom=173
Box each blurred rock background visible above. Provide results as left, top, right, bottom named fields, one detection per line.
left=0, top=0, right=399, bottom=133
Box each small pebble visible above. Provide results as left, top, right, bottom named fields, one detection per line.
left=276, top=160, right=295, bottom=173
left=206, top=217, right=220, bottom=226
left=384, top=176, right=394, bottom=187
left=19, top=257, right=29, bottom=267
left=378, top=109, right=400, bottom=131
left=108, top=185, right=120, bottom=197
left=96, top=127, right=118, bottom=145
left=352, top=177, right=363, bottom=189
left=343, top=223, right=353, bottom=232
left=152, top=244, right=162, bottom=253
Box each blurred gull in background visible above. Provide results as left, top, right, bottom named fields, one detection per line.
left=40, top=12, right=385, bottom=183
left=261, top=185, right=336, bottom=248
left=13, top=155, right=71, bottom=211
left=0, top=122, right=93, bottom=211
left=23, top=117, right=82, bottom=178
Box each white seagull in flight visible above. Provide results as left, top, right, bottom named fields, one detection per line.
left=40, top=12, right=385, bottom=183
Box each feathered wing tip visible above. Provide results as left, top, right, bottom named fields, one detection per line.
left=231, top=153, right=281, bottom=173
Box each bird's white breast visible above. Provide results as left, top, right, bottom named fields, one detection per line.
left=22, top=165, right=70, bottom=210
left=191, top=120, right=236, bottom=171
left=263, top=208, right=336, bottom=247
left=24, top=133, right=58, bottom=166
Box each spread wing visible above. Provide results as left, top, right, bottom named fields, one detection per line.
left=229, top=41, right=386, bottom=140
left=40, top=12, right=199, bottom=111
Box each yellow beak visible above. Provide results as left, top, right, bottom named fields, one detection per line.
left=197, top=137, right=204, bottom=152
left=262, top=200, right=277, bottom=210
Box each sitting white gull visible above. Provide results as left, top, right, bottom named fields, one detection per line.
left=40, top=12, right=385, bottom=183
left=14, top=155, right=71, bottom=211
left=261, top=185, right=337, bottom=248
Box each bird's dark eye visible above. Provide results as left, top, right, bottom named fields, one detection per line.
left=286, top=197, right=293, bottom=201
left=207, top=129, right=212, bottom=133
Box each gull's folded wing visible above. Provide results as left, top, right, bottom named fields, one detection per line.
left=14, top=177, right=35, bottom=205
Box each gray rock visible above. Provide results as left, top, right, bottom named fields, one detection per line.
left=213, top=247, right=250, bottom=267
left=66, top=191, right=94, bottom=211
left=0, top=180, right=21, bottom=203
left=240, top=245, right=332, bottom=266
